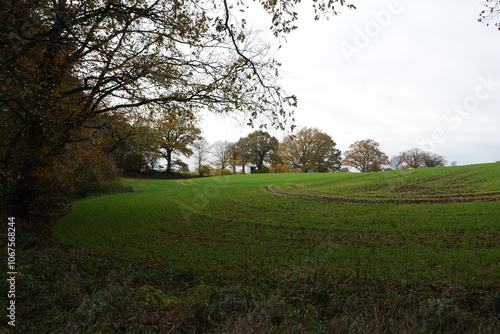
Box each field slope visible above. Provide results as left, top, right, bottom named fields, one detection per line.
left=55, top=163, right=500, bottom=287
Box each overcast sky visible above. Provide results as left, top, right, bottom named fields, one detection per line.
left=200, top=0, right=500, bottom=167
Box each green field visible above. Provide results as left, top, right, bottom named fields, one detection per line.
left=9, top=162, right=498, bottom=333
left=55, top=163, right=500, bottom=287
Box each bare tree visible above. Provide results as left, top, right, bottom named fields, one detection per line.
left=389, top=155, right=405, bottom=170
left=212, top=141, right=236, bottom=174
left=192, top=138, right=210, bottom=176
left=398, top=148, right=446, bottom=169
left=399, top=148, right=426, bottom=169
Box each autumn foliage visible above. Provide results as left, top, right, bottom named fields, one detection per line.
left=342, top=139, right=389, bottom=172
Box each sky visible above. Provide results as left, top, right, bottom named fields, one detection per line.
left=199, top=0, right=500, bottom=167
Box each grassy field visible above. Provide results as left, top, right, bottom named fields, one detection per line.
left=55, top=163, right=500, bottom=287
left=7, top=163, right=500, bottom=333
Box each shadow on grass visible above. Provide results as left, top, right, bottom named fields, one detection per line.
left=2, top=223, right=499, bottom=334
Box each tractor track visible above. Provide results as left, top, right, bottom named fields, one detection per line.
left=265, top=185, right=500, bottom=204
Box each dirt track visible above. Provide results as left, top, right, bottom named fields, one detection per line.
left=265, top=185, right=500, bottom=204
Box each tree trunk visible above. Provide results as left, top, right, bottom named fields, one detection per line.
left=166, top=150, right=173, bottom=173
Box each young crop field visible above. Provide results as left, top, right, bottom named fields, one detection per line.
left=10, top=162, right=500, bottom=333
left=55, top=163, right=500, bottom=287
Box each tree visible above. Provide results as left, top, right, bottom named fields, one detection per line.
left=173, top=159, right=190, bottom=172
left=389, top=155, right=405, bottom=171
left=235, top=137, right=254, bottom=173
left=228, top=142, right=243, bottom=174
left=399, top=148, right=426, bottom=169
left=0, top=0, right=353, bottom=217
left=238, top=130, right=279, bottom=173
left=155, top=107, right=201, bottom=173
left=342, top=139, right=389, bottom=172
left=422, top=152, right=447, bottom=168
left=394, top=148, right=447, bottom=169
left=212, top=141, right=236, bottom=174
left=109, top=117, right=162, bottom=172
left=279, top=127, right=341, bottom=173
left=192, top=138, right=210, bottom=176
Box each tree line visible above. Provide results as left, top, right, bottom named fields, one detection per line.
left=110, top=111, right=448, bottom=176
left=206, top=134, right=447, bottom=175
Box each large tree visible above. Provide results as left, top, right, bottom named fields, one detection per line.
left=395, top=148, right=447, bottom=169
left=399, top=148, right=426, bottom=169
left=154, top=107, right=201, bottom=173
left=279, top=127, right=341, bottom=173
left=342, top=139, right=389, bottom=172
left=238, top=130, right=279, bottom=173
left=0, top=0, right=354, bottom=217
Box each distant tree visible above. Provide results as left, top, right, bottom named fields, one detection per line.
left=397, top=148, right=446, bottom=169
left=228, top=143, right=241, bottom=174
left=155, top=107, right=201, bottom=173
left=399, top=148, right=426, bottom=169
left=199, top=165, right=213, bottom=176
left=235, top=137, right=254, bottom=173
left=110, top=118, right=162, bottom=172
left=212, top=141, right=236, bottom=173
left=342, top=139, right=389, bottom=172
left=173, top=159, right=190, bottom=172
left=389, top=155, right=405, bottom=170
left=280, top=127, right=341, bottom=172
left=451, top=161, right=458, bottom=166
left=144, top=154, right=162, bottom=172
left=192, top=138, right=210, bottom=176
left=422, top=152, right=447, bottom=168
left=238, top=131, right=279, bottom=173
left=268, top=150, right=285, bottom=172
